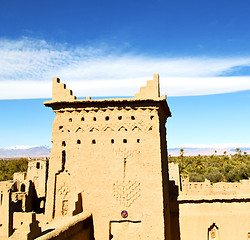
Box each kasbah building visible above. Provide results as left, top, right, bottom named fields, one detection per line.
left=0, top=74, right=249, bottom=240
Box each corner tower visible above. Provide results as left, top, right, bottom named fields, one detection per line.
left=44, top=74, right=172, bottom=240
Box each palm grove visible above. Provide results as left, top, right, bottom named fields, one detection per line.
left=169, top=148, right=250, bottom=183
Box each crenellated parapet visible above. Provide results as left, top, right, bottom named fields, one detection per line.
left=179, top=178, right=250, bottom=201
left=47, top=74, right=166, bottom=104
left=135, top=73, right=165, bottom=99
left=52, top=78, right=76, bottom=101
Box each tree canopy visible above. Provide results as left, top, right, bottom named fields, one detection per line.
left=0, top=158, right=28, bottom=181
left=169, top=150, right=250, bottom=183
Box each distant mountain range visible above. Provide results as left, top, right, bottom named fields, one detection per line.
left=0, top=145, right=249, bottom=158
left=0, top=146, right=50, bottom=158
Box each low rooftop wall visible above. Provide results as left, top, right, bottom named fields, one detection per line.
left=36, top=212, right=94, bottom=240
left=180, top=179, right=250, bottom=201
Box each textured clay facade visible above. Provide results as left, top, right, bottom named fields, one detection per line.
left=43, top=74, right=172, bottom=240
left=178, top=178, right=250, bottom=240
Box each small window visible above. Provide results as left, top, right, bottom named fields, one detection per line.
left=21, top=184, right=26, bottom=192
left=111, top=139, right=114, bottom=144
left=62, top=141, right=66, bottom=147
left=150, top=115, right=154, bottom=120
left=105, top=116, right=109, bottom=121
left=77, top=139, right=81, bottom=144
left=81, top=117, right=84, bottom=121
left=59, top=126, right=63, bottom=130
left=69, top=118, right=72, bottom=122
left=123, top=139, right=127, bottom=143
left=92, top=139, right=96, bottom=144
left=36, top=162, right=40, bottom=169
left=131, top=116, right=135, bottom=120
left=137, top=139, right=140, bottom=143
left=93, top=117, right=96, bottom=121
left=118, top=116, right=122, bottom=120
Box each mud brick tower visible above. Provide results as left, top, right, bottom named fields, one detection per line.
left=44, top=74, right=172, bottom=240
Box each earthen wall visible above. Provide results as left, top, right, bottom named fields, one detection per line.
left=44, top=74, right=172, bottom=240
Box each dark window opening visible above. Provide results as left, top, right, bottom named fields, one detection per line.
left=118, top=116, right=122, bottom=120
left=92, top=139, right=96, bottom=144
left=131, top=116, right=135, bottom=120
left=77, top=139, right=81, bottom=144
left=123, top=139, right=127, bottom=143
left=81, top=117, right=84, bottom=121
left=150, top=115, right=154, bottom=120
left=59, top=126, right=63, bottom=130
left=69, top=118, right=72, bottom=122
left=36, top=162, right=40, bottom=169
left=62, top=150, right=66, bottom=171
left=137, top=139, right=140, bottom=143
left=105, top=116, right=109, bottom=121
left=93, top=117, right=96, bottom=121
left=62, top=141, right=66, bottom=147
left=111, top=139, right=114, bottom=144
left=21, top=184, right=25, bottom=192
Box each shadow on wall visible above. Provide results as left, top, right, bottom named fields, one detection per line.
left=169, top=180, right=180, bottom=240
left=73, top=193, right=83, bottom=216
left=26, top=181, right=45, bottom=213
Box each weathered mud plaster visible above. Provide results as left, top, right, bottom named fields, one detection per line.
left=44, top=74, right=173, bottom=240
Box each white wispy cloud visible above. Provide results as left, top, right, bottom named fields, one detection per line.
left=1, top=37, right=250, bottom=99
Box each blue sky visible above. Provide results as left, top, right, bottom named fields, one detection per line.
left=0, top=0, right=250, bottom=149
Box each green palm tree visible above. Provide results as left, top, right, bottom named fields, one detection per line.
left=235, top=148, right=242, bottom=156
left=180, top=148, right=184, bottom=162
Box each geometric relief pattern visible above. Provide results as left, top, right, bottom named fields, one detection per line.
left=103, top=126, right=115, bottom=132
left=132, top=125, right=141, bottom=131
left=58, top=183, right=69, bottom=199
left=59, top=121, right=154, bottom=134
left=62, top=199, right=69, bottom=216
left=113, top=148, right=140, bottom=159
left=118, top=126, right=128, bottom=132
left=113, top=180, right=141, bottom=207
left=89, top=127, right=99, bottom=132
left=145, top=124, right=153, bottom=131
left=75, top=127, right=84, bottom=133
